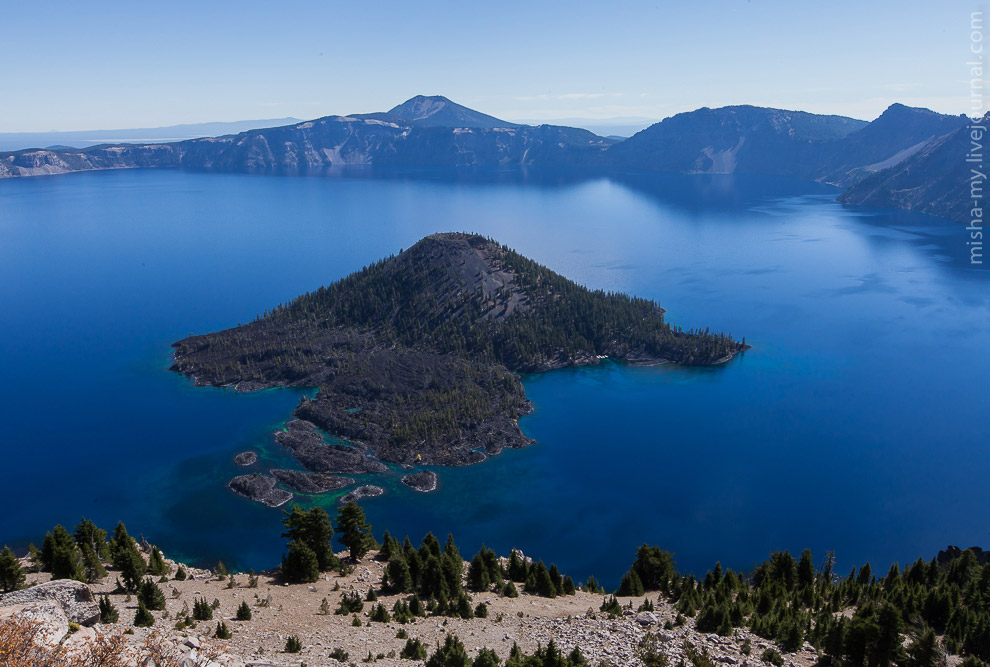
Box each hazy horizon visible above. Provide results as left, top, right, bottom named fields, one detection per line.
left=0, top=95, right=947, bottom=143
left=0, top=0, right=974, bottom=133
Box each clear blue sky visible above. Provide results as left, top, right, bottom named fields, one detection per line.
left=0, top=0, right=978, bottom=131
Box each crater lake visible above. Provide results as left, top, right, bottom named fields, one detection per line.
left=1, top=167, right=987, bottom=586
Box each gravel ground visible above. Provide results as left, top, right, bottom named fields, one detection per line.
left=19, top=551, right=823, bottom=667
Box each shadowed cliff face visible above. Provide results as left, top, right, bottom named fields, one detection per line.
left=0, top=112, right=613, bottom=178
left=170, top=233, right=744, bottom=497
left=839, top=112, right=989, bottom=225
left=606, top=103, right=967, bottom=185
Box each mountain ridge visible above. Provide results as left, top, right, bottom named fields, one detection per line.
left=385, top=94, right=518, bottom=128
left=606, top=103, right=965, bottom=184
left=0, top=96, right=970, bottom=223
left=839, top=112, right=988, bottom=225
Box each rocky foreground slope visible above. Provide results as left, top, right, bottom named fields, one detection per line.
left=0, top=551, right=820, bottom=667
left=4, top=542, right=985, bottom=667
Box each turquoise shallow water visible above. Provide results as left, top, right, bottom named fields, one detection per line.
left=0, top=168, right=987, bottom=586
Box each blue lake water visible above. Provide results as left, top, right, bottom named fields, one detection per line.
left=1, top=168, right=987, bottom=587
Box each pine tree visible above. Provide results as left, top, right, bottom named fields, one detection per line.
left=455, top=593, right=474, bottom=619
left=907, top=627, right=939, bottom=667
left=0, top=546, right=25, bottom=592
left=467, top=553, right=491, bottom=591
left=335, top=502, right=376, bottom=561
left=138, top=578, right=166, bottom=611
left=531, top=561, right=557, bottom=598
left=26, top=543, right=42, bottom=573
left=98, top=595, right=119, bottom=623
left=426, top=633, right=471, bottom=667
left=618, top=568, right=645, bottom=596
left=335, top=591, right=364, bottom=615
left=41, top=525, right=85, bottom=582
left=420, top=532, right=442, bottom=560
left=584, top=575, right=603, bottom=593
left=386, top=554, right=414, bottom=593
left=875, top=604, right=904, bottom=667
left=378, top=530, right=400, bottom=561
left=798, top=549, right=815, bottom=588
left=421, top=555, right=449, bottom=600
left=281, top=540, right=319, bottom=583
left=133, top=600, right=154, bottom=627
left=79, top=543, right=106, bottom=582
left=147, top=547, right=168, bottom=576
left=401, top=637, right=428, bottom=660
left=507, top=549, right=528, bottom=582
left=193, top=597, right=213, bottom=621
left=111, top=522, right=146, bottom=591
left=548, top=563, right=563, bottom=592
left=628, top=545, right=677, bottom=593
left=281, top=505, right=336, bottom=571
left=370, top=602, right=391, bottom=622
left=73, top=519, right=110, bottom=560
left=600, top=595, right=622, bottom=617
left=472, top=647, right=500, bottom=667
left=214, top=620, right=232, bottom=639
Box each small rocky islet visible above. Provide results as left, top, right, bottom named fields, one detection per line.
left=339, top=485, right=385, bottom=504
left=173, top=233, right=747, bottom=507
left=401, top=469, right=439, bottom=493
left=269, top=469, right=355, bottom=495
left=232, top=451, right=257, bottom=466
left=227, top=473, right=292, bottom=508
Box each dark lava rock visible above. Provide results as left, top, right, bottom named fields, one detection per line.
left=270, top=469, right=355, bottom=494
left=339, top=485, right=384, bottom=504
left=233, top=451, right=258, bottom=466
left=292, top=351, right=532, bottom=466
left=400, top=470, right=438, bottom=493
left=228, top=473, right=293, bottom=508
left=274, top=420, right=387, bottom=474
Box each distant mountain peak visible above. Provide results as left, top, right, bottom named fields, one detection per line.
left=877, top=103, right=935, bottom=119
left=388, top=95, right=455, bottom=120
left=385, top=95, right=517, bottom=129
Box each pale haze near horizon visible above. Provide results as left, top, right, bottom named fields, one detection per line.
left=0, top=0, right=977, bottom=133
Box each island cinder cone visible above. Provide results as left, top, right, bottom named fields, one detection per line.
left=171, top=233, right=746, bottom=501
